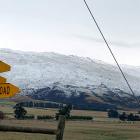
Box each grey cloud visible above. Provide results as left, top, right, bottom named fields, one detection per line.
left=72, top=34, right=140, bottom=48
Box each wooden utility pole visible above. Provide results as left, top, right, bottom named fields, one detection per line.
left=56, top=115, right=65, bottom=140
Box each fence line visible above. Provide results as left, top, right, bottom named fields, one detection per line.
left=0, top=115, right=65, bottom=140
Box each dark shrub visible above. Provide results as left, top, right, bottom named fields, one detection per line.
left=0, top=111, right=5, bottom=120
left=68, top=115, right=93, bottom=120
left=37, top=115, right=53, bottom=120
left=134, top=115, right=140, bottom=121
left=138, top=111, right=140, bottom=114
left=119, top=112, right=140, bottom=121
left=119, top=112, right=127, bottom=121
left=55, top=104, right=72, bottom=120
left=127, top=113, right=135, bottom=121
left=23, top=115, right=35, bottom=120
left=108, top=109, right=119, bottom=118
left=13, top=103, right=27, bottom=119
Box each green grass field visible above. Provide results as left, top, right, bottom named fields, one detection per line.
left=0, top=103, right=140, bottom=140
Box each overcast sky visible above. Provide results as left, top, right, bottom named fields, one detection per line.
left=0, top=0, right=140, bottom=66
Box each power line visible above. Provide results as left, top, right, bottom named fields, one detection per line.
left=83, top=0, right=139, bottom=104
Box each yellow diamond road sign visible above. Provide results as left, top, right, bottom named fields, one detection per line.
left=0, top=61, right=11, bottom=73
left=0, top=83, right=20, bottom=98
left=0, top=76, right=6, bottom=83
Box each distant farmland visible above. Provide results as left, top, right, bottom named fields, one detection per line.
left=0, top=103, right=140, bottom=140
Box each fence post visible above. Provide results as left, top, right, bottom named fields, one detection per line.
left=56, top=115, right=65, bottom=140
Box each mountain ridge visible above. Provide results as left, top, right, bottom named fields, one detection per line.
left=1, top=48, right=140, bottom=109
left=0, top=48, right=140, bottom=94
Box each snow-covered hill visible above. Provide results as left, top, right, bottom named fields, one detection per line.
left=0, top=48, right=140, bottom=95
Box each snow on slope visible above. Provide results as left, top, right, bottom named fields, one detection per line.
left=0, top=49, right=140, bottom=94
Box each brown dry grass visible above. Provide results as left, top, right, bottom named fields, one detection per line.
left=0, top=105, right=140, bottom=140
left=0, top=120, right=140, bottom=140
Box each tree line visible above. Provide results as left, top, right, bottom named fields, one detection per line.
left=13, top=103, right=93, bottom=121
left=20, top=101, right=61, bottom=109
left=108, top=109, right=140, bottom=121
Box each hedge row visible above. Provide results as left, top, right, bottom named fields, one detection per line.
left=68, top=116, right=93, bottom=120
left=23, top=115, right=93, bottom=120
left=22, top=115, right=54, bottom=120
left=24, top=115, right=35, bottom=119
left=37, top=115, right=54, bottom=120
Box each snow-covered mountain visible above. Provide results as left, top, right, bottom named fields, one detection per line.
left=0, top=48, right=140, bottom=95
left=1, top=48, right=140, bottom=109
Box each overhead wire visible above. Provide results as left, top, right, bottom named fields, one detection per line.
left=83, top=0, right=140, bottom=105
